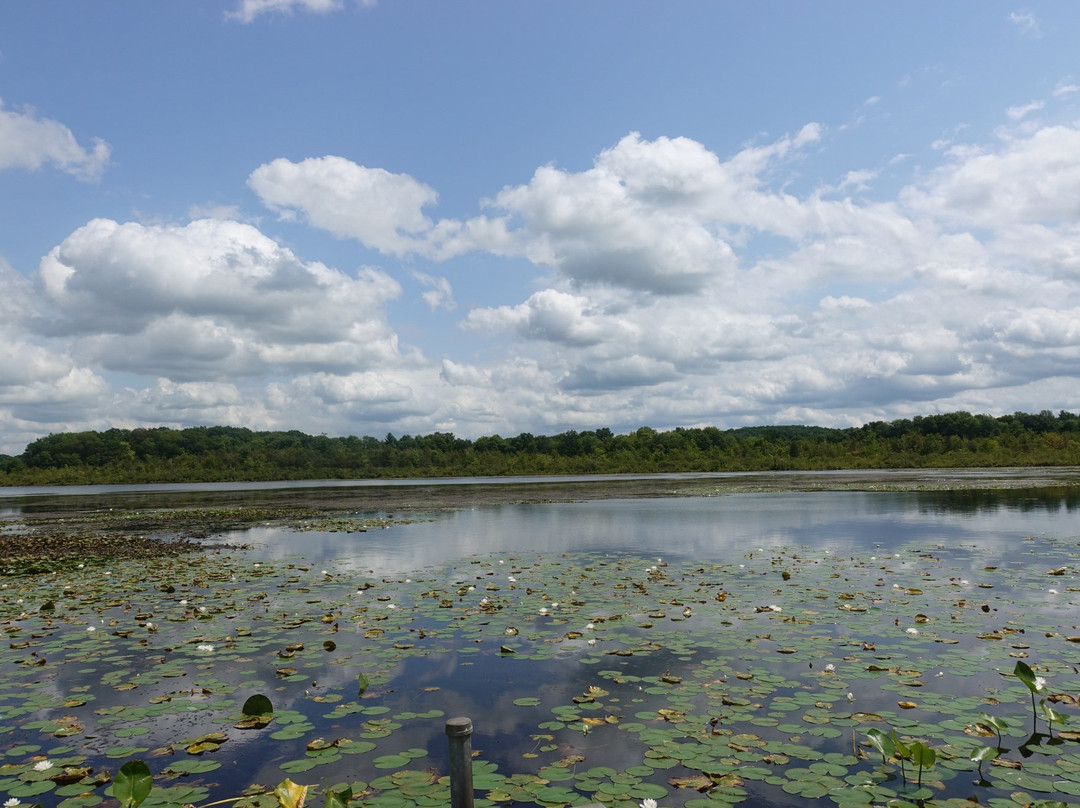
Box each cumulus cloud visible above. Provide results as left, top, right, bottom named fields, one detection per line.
left=0, top=99, right=110, bottom=180
left=9, top=114, right=1080, bottom=452
left=249, top=156, right=437, bottom=255
left=33, top=218, right=404, bottom=380
left=902, top=125, right=1080, bottom=228
left=454, top=121, right=1080, bottom=428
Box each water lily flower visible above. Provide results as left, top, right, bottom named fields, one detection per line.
left=585, top=623, right=595, bottom=630
left=824, top=663, right=835, bottom=672
left=179, top=599, right=188, bottom=606
left=587, top=638, right=597, bottom=646
left=1049, top=588, right=1059, bottom=594
left=768, top=605, right=782, bottom=612
left=905, top=627, right=918, bottom=635
left=386, top=604, right=397, bottom=610
left=86, top=626, right=95, bottom=632
left=5, top=797, right=23, bottom=807
left=538, top=607, right=549, bottom=615
left=847, top=692, right=854, bottom=701
left=33, top=760, right=53, bottom=771
left=198, top=606, right=207, bottom=613
left=196, top=643, right=215, bottom=652
left=1035, top=676, right=1048, bottom=692
left=508, top=576, right=517, bottom=583
left=551, top=602, right=559, bottom=608
left=641, top=799, right=657, bottom=808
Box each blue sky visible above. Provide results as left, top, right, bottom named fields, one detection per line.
left=1, top=2, right=1080, bottom=455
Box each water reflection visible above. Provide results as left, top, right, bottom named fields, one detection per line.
left=229, top=488, right=1079, bottom=576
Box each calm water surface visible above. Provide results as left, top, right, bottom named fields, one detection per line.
left=3, top=471, right=1079, bottom=807
left=229, top=486, right=1080, bottom=574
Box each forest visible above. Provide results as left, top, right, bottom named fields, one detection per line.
left=1, top=409, right=1078, bottom=486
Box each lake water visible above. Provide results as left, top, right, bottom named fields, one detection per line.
left=2, top=471, right=1080, bottom=807
left=220, top=482, right=1080, bottom=574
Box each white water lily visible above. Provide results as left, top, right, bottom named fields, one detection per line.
left=507, top=576, right=517, bottom=583
left=538, top=607, right=549, bottom=615
left=1049, top=588, right=1059, bottom=594
left=640, top=799, right=658, bottom=808
left=196, top=643, right=215, bottom=652
left=86, top=626, right=95, bottom=632
left=768, top=605, right=782, bottom=612
left=33, top=760, right=53, bottom=771
left=905, top=627, right=918, bottom=635
left=824, top=663, right=835, bottom=672
left=585, top=623, right=595, bottom=630
left=1035, top=676, right=1048, bottom=692
left=587, top=638, right=597, bottom=646
left=847, top=692, right=854, bottom=702
left=5, top=797, right=23, bottom=807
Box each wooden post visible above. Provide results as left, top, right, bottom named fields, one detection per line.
left=445, top=716, right=474, bottom=808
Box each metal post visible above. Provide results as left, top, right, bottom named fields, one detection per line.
left=445, top=716, right=474, bottom=808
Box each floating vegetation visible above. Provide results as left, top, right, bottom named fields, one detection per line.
left=0, top=518, right=1079, bottom=807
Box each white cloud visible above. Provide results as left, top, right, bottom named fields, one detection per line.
left=901, top=124, right=1080, bottom=228
left=0, top=99, right=110, bottom=181
left=464, top=289, right=631, bottom=347
left=32, top=218, right=404, bottom=381
left=1005, top=100, right=1044, bottom=120
left=1008, top=9, right=1042, bottom=38
left=248, top=156, right=437, bottom=255
left=227, top=0, right=344, bottom=23
left=413, top=271, right=456, bottom=311
left=9, top=115, right=1080, bottom=452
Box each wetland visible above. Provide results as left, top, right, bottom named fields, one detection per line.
left=2, top=468, right=1080, bottom=808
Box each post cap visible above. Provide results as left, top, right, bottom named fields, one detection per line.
left=445, top=716, right=474, bottom=737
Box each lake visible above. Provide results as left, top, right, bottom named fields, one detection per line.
left=1, top=470, right=1079, bottom=807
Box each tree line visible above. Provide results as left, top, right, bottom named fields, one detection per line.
left=1, top=409, right=1078, bottom=485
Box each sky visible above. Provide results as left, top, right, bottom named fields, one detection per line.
left=2, top=2, right=1080, bottom=456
